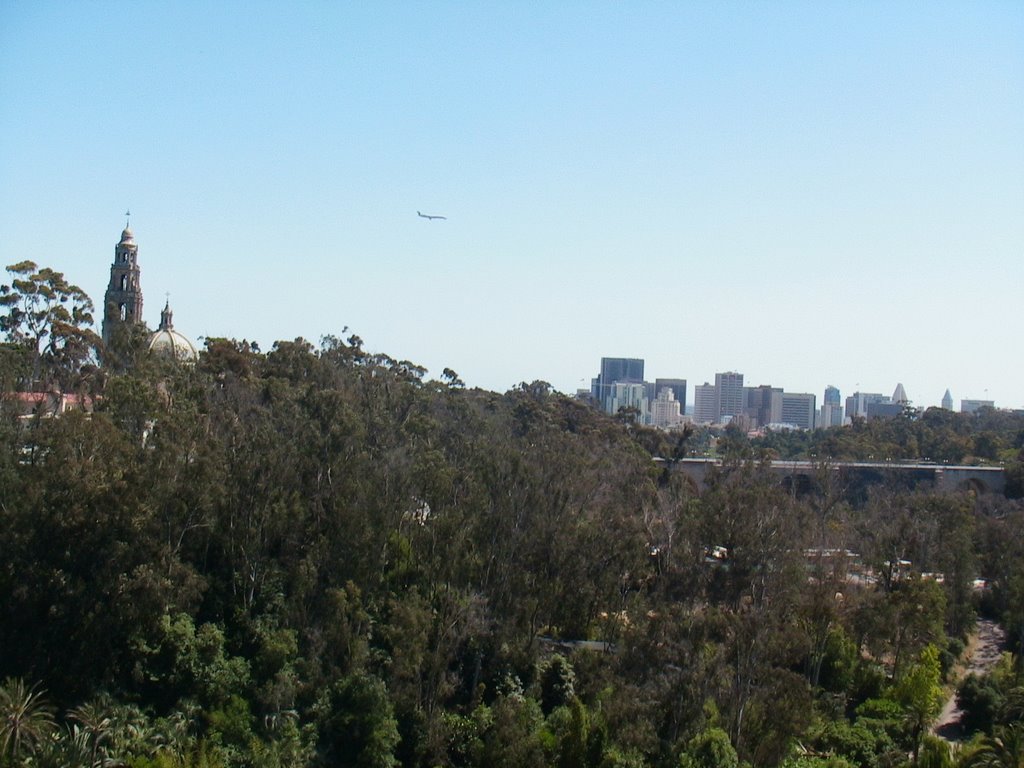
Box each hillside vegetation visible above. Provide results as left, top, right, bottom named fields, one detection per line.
left=2, top=265, right=1023, bottom=767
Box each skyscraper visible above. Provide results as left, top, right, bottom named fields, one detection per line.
left=608, top=381, right=649, bottom=421
left=781, top=393, right=817, bottom=430
left=824, top=386, right=841, bottom=406
left=941, top=389, right=953, bottom=411
left=593, top=357, right=644, bottom=414
left=650, top=388, right=683, bottom=429
left=693, top=383, right=718, bottom=425
left=845, top=392, right=888, bottom=420
left=654, top=378, right=687, bottom=415
left=715, top=371, right=744, bottom=421
left=745, top=385, right=782, bottom=428
left=820, top=385, right=843, bottom=428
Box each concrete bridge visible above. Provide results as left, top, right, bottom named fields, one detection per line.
left=671, top=458, right=1006, bottom=496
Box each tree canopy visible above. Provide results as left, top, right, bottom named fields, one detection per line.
left=1, top=264, right=1022, bottom=767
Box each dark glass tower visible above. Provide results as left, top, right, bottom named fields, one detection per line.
left=824, top=385, right=841, bottom=406
left=593, top=357, right=645, bottom=405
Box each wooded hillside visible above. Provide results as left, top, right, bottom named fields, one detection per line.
left=2, top=265, right=1023, bottom=767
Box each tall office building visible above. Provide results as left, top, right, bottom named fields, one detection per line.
left=866, top=401, right=904, bottom=420
left=654, top=378, right=687, bottom=415
left=745, top=385, right=782, bottom=428
left=845, top=392, right=888, bottom=420
left=819, top=403, right=843, bottom=428
left=650, top=388, right=683, bottom=429
left=608, top=382, right=649, bottom=421
left=715, top=371, right=745, bottom=421
left=781, top=393, right=817, bottom=430
left=824, top=386, right=841, bottom=406
left=693, top=383, right=719, bottom=425
left=819, top=385, right=843, bottom=428
left=593, top=357, right=644, bottom=412
left=941, top=389, right=953, bottom=411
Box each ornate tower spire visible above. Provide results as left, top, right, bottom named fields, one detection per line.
left=159, top=297, right=174, bottom=330
left=101, top=218, right=144, bottom=347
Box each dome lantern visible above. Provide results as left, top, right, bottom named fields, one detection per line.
left=148, top=299, right=198, bottom=363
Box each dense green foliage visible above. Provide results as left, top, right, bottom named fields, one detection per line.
left=957, top=655, right=1024, bottom=739
left=750, top=407, right=1024, bottom=469
left=2, top=266, right=1024, bottom=767
left=0, top=261, right=99, bottom=392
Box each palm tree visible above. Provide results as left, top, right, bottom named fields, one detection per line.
left=1001, top=688, right=1024, bottom=724
left=959, top=724, right=1024, bottom=768
left=31, top=725, right=93, bottom=768
left=103, top=701, right=152, bottom=761
left=0, top=677, right=56, bottom=763
left=69, top=700, right=113, bottom=767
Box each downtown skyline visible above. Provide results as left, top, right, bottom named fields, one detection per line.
left=586, top=357, right=1007, bottom=430
left=587, top=360, right=999, bottom=415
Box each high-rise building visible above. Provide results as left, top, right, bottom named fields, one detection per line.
left=819, top=385, right=843, bottom=428
left=102, top=220, right=144, bottom=346
left=845, top=392, right=888, bottom=421
left=941, top=389, right=953, bottom=410
left=608, top=382, right=649, bottom=422
left=866, top=401, right=904, bottom=420
left=819, top=403, right=843, bottom=428
left=781, top=393, right=817, bottom=430
left=654, top=378, right=687, bottom=415
left=650, top=388, right=683, bottom=429
left=715, top=371, right=744, bottom=421
left=593, top=357, right=644, bottom=411
left=892, top=383, right=909, bottom=405
left=824, top=386, right=841, bottom=406
left=693, top=383, right=718, bottom=425
left=745, top=385, right=782, bottom=428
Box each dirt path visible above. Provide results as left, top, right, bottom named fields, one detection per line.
left=933, top=618, right=1006, bottom=741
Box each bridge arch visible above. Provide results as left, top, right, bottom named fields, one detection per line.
left=957, top=477, right=988, bottom=495
left=781, top=473, right=815, bottom=496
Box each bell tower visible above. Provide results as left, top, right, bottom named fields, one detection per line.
left=102, top=213, right=144, bottom=346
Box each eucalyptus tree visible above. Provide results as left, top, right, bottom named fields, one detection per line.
left=0, top=261, right=100, bottom=391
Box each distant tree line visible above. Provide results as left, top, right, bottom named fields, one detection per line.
left=751, top=408, right=1023, bottom=471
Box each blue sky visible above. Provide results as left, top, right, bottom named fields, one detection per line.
left=2, top=2, right=1022, bottom=408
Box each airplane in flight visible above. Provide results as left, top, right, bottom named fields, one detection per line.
left=417, top=211, right=447, bottom=221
